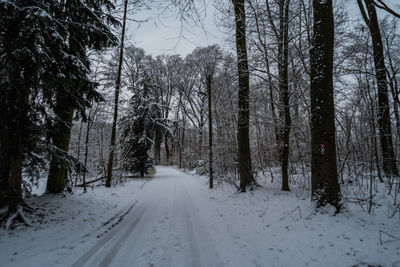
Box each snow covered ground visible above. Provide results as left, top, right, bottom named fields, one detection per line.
left=0, top=166, right=399, bottom=267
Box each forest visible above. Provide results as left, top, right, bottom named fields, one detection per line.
left=1, top=0, right=400, bottom=266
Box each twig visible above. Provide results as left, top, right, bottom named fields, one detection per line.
left=279, top=206, right=302, bottom=221
left=379, top=230, right=400, bottom=245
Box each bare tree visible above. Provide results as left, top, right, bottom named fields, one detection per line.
left=106, top=0, right=128, bottom=187
left=310, top=0, right=341, bottom=210
left=358, top=0, right=399, bottom=177
left=232, top=0, right=257, bottom=191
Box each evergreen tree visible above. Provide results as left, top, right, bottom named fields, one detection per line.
left=120, top=78, right=160, bottom=178
left=0, top=0, right=76, bottom=225
left=46, top=0, right=118, bottom=193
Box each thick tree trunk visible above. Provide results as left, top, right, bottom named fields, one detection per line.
left=46, top=96, right=74, bottom=193
left=105, top=0, right=128, bottom=187
left=358, top=0, right=398, bottom=177
left=232, top=0, right=255, bottom=192
left=47, top=4, right=81, bottom=193
left=207, top=74, right=214, bottom=189
left=8, top=136, right=24, bottom=212
left=8, top=86, right=29, bottom=212
left=310, top=0, right=341, bottom=210
left=1, top=17, right=30, bottom=214
left=0, top=142, right=10, bottom=208
left=153, top=125, right=162, bottom=164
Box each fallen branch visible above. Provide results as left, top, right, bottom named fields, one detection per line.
left=77, top=176, right=105, bottom=187
left=379, top=230, right=400, bottom=245
left=344, top=194, right=376, bottom=204
left=280, top=206, right=302, bottom=221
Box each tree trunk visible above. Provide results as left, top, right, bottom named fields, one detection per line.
left=165, top=133, right=171, bottom=164
left=180, top=119, right=186, bottom=168
left=277, top=0, right=291, bottom=191
left=232, top=0, right=255, bottom=192
left=266, top=57, right=279, bottom=146
left=47, top=5, right=81, bottom=193
left=389, top=80, right=400, bottom=148
left=153, top=125, right=162, bottom=164
left=46, top=96, right=74, bottom=193
left=105, top=0, right=128, bottom=187
left=0, top=141, right=10, bottom=208
left=74, top=120, right=83, bottom=186
left=358, top=0, right=398, bottom=177
left=8, top=86, right=29, bottom=212
left=310, top=0, right=341, bottom=210
left=82, top=117, right=93, bottom=193
left=207, top=74, right=214, bottom=189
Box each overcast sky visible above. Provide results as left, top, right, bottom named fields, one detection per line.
left=125, top=0, right=399, bottom=58
left=125, top=1, right=224, bottom=57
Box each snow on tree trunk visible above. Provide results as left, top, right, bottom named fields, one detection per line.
left=310, top=0, right=341, bottom=210
left=232, top=0, right=256, bottom=192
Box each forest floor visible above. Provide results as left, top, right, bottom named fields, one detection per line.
left=0, top=166, right=399, bottom=267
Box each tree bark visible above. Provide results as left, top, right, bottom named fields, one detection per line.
left=232, top=0, right=256, bottom=192
left=46, top=96, right=74, bottom=193
left=153, top=125, right=162, bottom=164
left=165, top=133, right=171, bottom=164
left=207, top=74, right=214, bottom=189
left=8, top=86, right=29, bottom=212
left=358, top=0, right=398, bottom=177
left=105, top=0, right=128, bottom=187
left=310, top=0, right=341, bottom=210
left=277, top=0, right=291, bottom=191
left=46, top=3, right=81, bottom=193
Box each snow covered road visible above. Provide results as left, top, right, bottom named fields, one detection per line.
left=72, top=166, right=222, bottom=267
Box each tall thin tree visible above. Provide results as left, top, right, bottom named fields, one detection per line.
left=358, top=0, right=399, bottom=177
left=207, top=73, right=214, bottom=189
left=105, top=0, right=128, bottom=187
left=266, top=0, right=292, bottom=191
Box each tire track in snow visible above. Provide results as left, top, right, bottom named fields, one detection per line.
left=71, top=202, right=146, bottom=267
left=179, top=179, right=222, bottom=267
left=98, top=205, right=147, bottom=267
left=72, top=166, right=222, bottom=267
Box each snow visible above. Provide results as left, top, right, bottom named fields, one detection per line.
left=0, top=178, right=148, bottom=267
left=1, top=166, right=400, bottom=266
